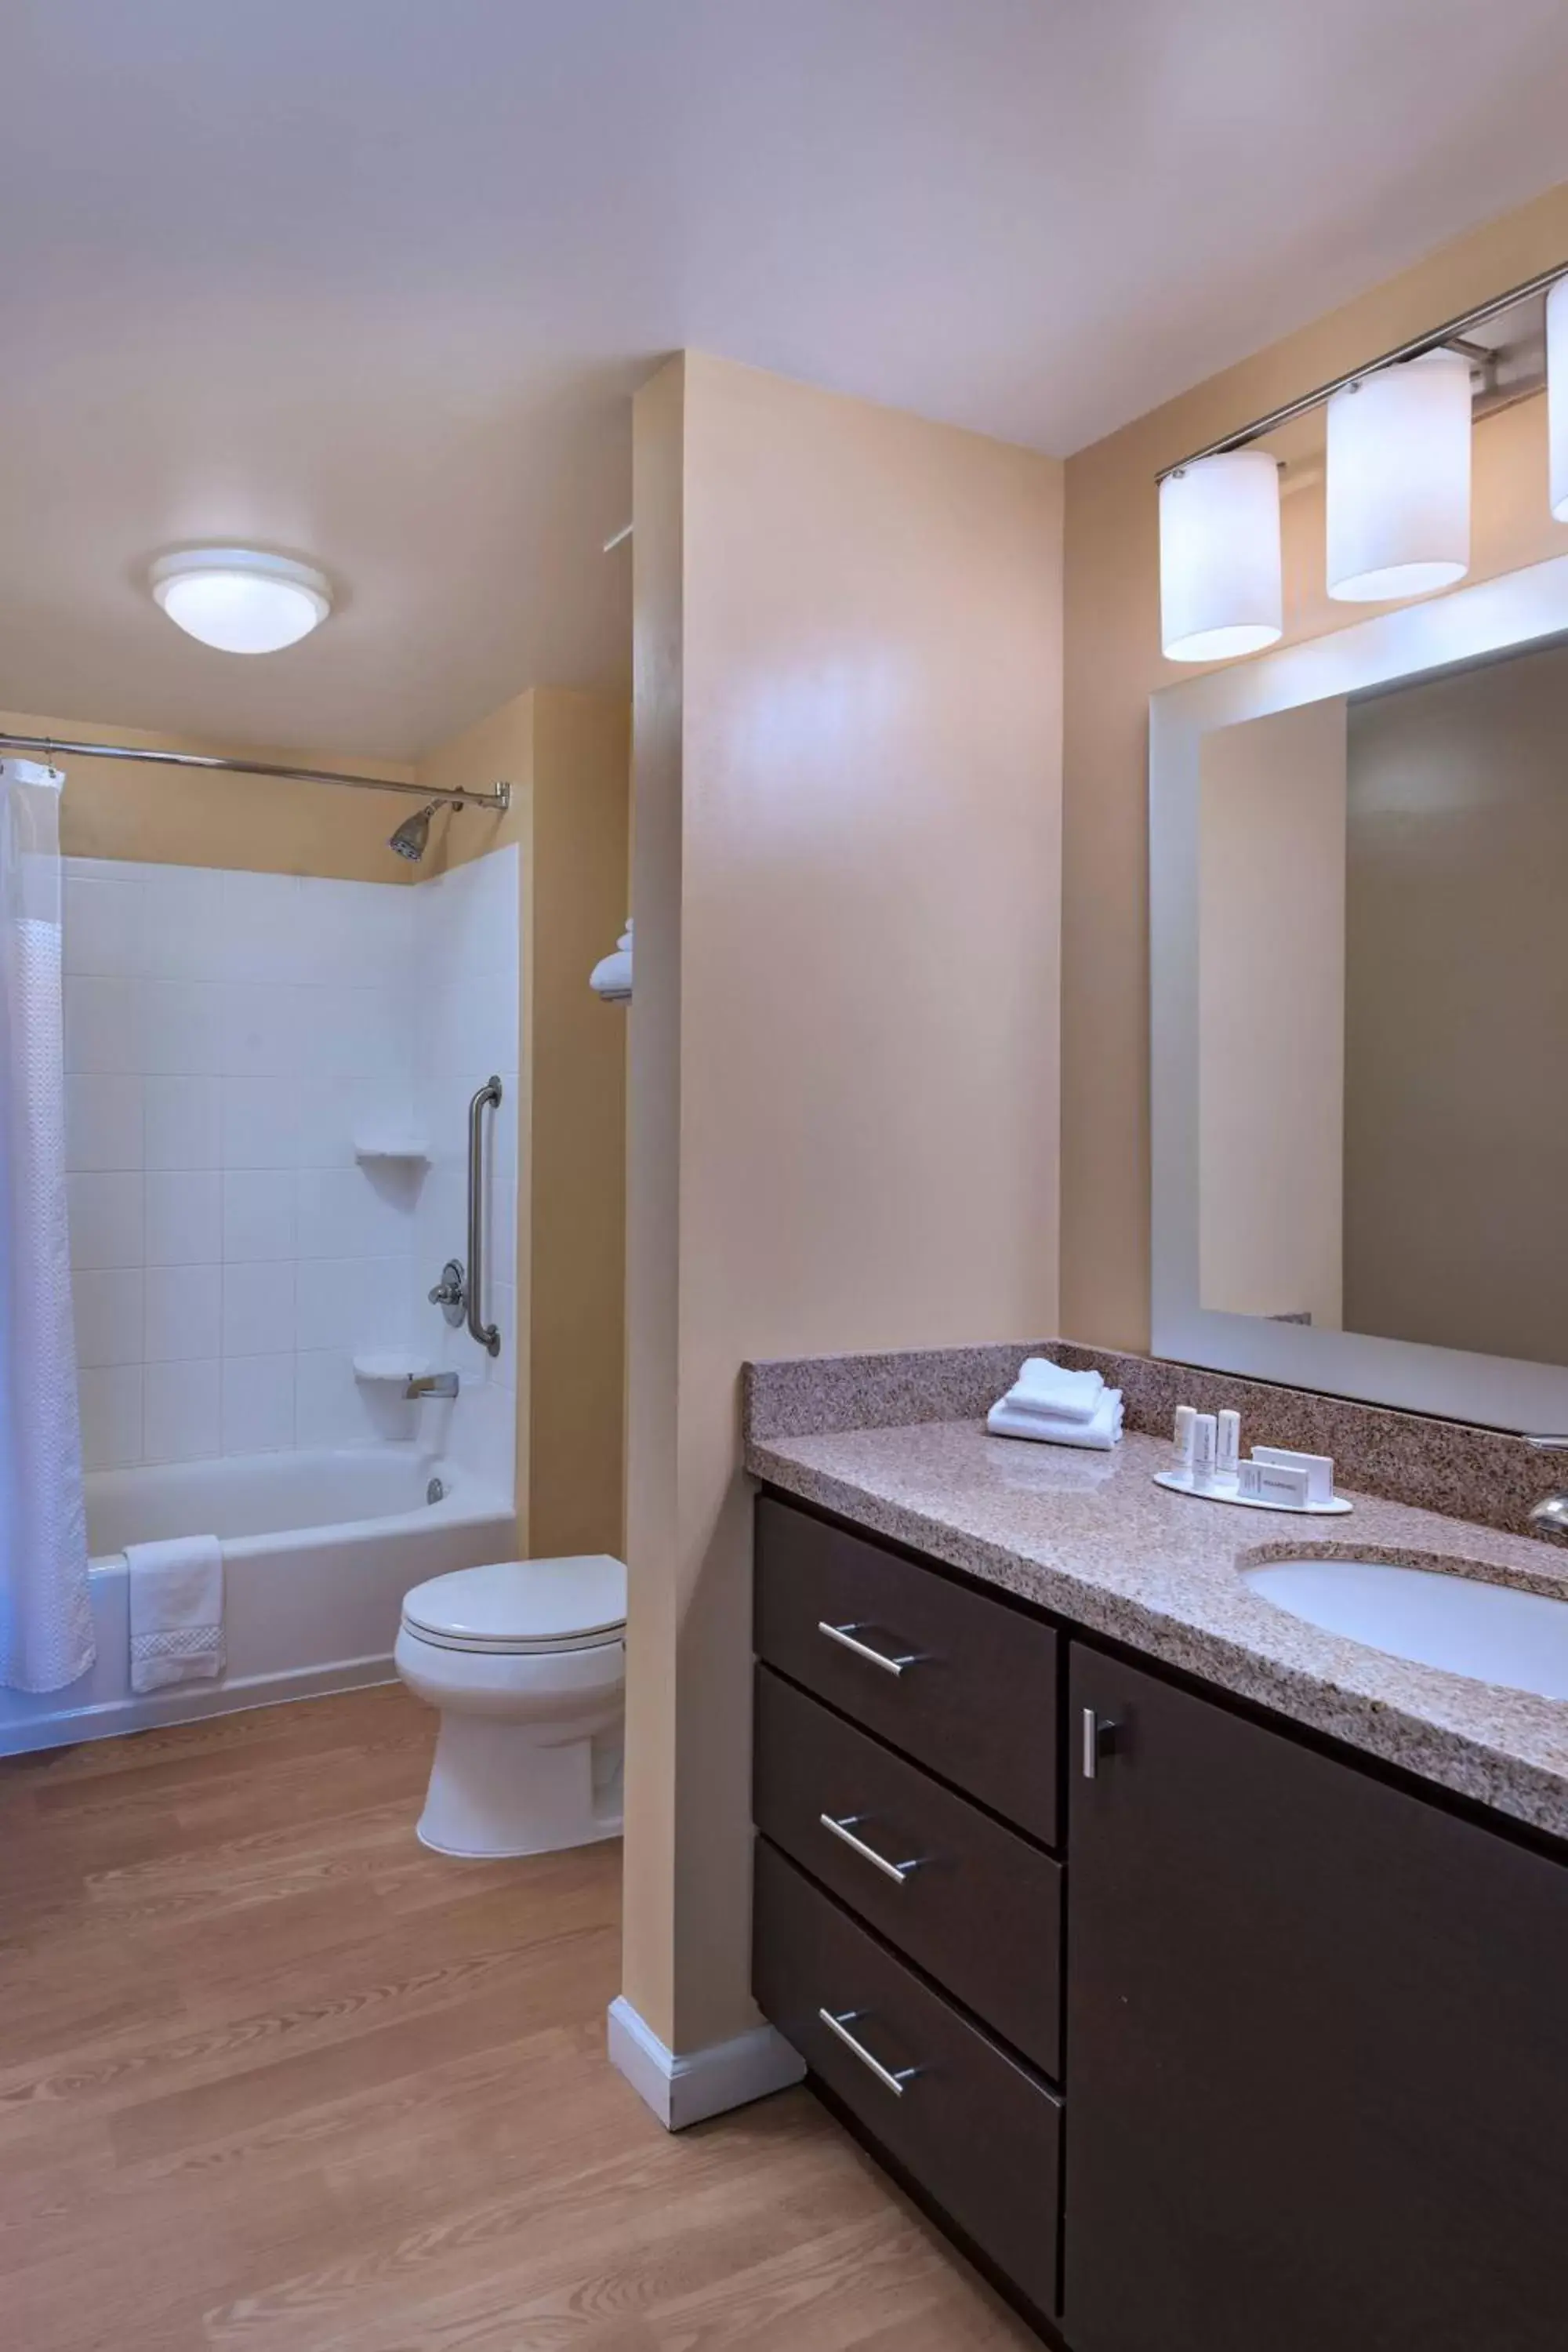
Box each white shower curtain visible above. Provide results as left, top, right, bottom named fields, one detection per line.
left=0, top=759, right=93, bottom=1692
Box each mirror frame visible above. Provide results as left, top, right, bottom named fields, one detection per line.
left=1150, top=550, right=1568, bottom=1434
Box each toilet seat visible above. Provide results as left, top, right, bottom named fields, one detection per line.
left=400, top=1554, right=627, bottom=1657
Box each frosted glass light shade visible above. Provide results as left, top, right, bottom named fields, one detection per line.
left=1548, top=276, right=1568, bottom=524
left=150, top=549, right=331, bottom=653
left=1160, top=450, right=1283, bottom=663
left=1326, top=351, right=1472, bottom=601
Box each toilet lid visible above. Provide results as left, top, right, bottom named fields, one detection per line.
left=401, top=1555, right=627, bottom=1654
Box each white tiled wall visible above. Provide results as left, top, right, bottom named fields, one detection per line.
left=64, top=848, right=519, bottom=1497
left=411, top=849, right=521, bottom=1494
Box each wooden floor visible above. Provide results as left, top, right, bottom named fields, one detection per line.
left=0, top=1684, right=1037, bottom=2351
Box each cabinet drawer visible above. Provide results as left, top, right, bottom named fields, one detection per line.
left=754, top=1666, right=1062, bottom=2076
left=755, top=1495, right=1058, bottom=1844
left=753, top=1838, right=1061, bottom=2318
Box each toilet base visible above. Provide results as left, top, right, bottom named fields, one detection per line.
left=416, top=1713, right=624, bottom=1860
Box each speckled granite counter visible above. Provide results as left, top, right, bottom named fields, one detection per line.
left=745, top=1417, right=1568, bottom=1841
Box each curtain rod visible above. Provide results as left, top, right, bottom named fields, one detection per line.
left=1158, top=259, right=1568, bottom=481
left=0, top=731, right=511, bottom=812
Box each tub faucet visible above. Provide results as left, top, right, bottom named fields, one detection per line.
left=405, top=1372, right=459, bottom=1401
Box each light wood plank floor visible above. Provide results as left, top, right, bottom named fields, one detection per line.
left=0, top=1684, right=1038, bottom=2351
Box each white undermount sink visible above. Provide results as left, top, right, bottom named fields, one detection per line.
left=1242, top=1557, right=1568, bottom=1702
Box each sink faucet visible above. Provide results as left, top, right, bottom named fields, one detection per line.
left=405, top=1371, right=459, bottom=1401
left=1525, top=1437, right=1568, bottom=1537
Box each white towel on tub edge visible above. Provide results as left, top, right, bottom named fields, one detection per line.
left=126, top=1534, right=225, bottom=1693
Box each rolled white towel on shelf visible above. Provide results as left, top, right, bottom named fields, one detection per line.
left=126, top=1534, right=226, bottom=1694
left=590, top=917, right=633, bottom=1004
left=1000, top=1356, right=1105, bottom=1425
left=987, top=1386, right=1124, bottom=1452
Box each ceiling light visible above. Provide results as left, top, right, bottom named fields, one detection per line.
left=1326, top=351, right=1472, bottom=602
left=149, top=549, right=332, bottom=654
left=1548, top=277, right=1568, bottom=524
left=1159, top=449, right=1283, bottom=663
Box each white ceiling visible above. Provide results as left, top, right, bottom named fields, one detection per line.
left=5, top=1, right=1568, bottom=757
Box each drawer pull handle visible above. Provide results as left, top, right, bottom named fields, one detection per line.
left=817, top=1621, right=921, bottom=1676
left=818, top=1812, right=925, bottom=1885
left=817, top=2008, right=920, bottom=2096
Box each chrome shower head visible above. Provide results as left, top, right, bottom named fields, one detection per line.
left=388, top=801, right=439, bottom=862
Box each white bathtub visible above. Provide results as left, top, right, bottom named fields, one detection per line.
left=0, top=1448, right=516, bottom=1755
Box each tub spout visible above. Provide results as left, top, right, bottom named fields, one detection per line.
left=405, top=1372, right=459, bottom=1401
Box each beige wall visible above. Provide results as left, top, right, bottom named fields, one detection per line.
left=11, top=706, right=420, bottom=880
left=1343, top=642, right=1568, bottom=1365
left=623, top=352, right=1063, bottom=2053
left=419, top=686, right=630, bottom=1562
left=1199, top=699, right=1345, bottom=1328
left=1062, top=177, right=1568, bottom=1351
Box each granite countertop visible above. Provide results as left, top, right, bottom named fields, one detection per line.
left=745, top=1418, right=1568, bottom=1840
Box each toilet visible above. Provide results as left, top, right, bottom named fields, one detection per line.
left=394, top=1554, right=627, bottom=1859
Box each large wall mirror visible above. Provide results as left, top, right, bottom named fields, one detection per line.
left=1151, top=554, right=1568, bottom=1432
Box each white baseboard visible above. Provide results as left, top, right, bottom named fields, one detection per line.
left=607, top=1994, right=805, bottom=2131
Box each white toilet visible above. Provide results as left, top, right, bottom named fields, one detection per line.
left=394, top=1554, right=627, bottom=1859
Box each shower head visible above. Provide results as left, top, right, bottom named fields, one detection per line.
left=388, top=801, right=440, bottom=862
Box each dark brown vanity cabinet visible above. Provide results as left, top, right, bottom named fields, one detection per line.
left=751, top=1493, right=1568, bottom=2352
left=753, top=1494, right=1059, bottom=1842
left=1066, top=1648, right=1568, bottom=2352
left=752, top=1494, right=1064, bottom=2316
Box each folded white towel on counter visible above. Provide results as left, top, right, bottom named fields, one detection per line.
left=987, top=1387, right=1124, bottom=1451
left=1001, top=1356, right=1105, bottom=1425
left=126, top=1534, right=226, bottom=1694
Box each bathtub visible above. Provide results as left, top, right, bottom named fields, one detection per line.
left=0, top=1448, right=516, bottom=1756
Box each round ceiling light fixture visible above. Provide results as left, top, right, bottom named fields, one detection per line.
left=149, top=548, right=332, bottom=654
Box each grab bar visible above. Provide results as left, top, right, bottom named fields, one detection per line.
left=466, top=1076, right=503, bottom=1357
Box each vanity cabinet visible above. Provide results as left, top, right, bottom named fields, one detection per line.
left=753, top=1492, right=1065, bottom=2314
left=1066, top=1648, right=1568, bottom=2352
left=753, top=1665, right=1063, bottom=2074
left=753, top=1840, right=1062, bottom=2318
left=751, top=1490, right=1568, bottom=2352
left=753, top=1494, right=1060, bottom=1842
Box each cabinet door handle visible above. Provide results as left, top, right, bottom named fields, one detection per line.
left=818, top=1812, right=925, bottom=1885
left=817, top=2008, right=921, bottom=2096
left=1081, top=1706, right=1118, bottom=1779
left=816, top=1621, right=921, bottom=1676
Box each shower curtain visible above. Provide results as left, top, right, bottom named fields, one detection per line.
left=0, top=759, right=93, bottom=1691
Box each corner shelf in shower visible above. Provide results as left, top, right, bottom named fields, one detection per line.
left=353, top=1137, right=431, bottom=1165
left=353, top=1352, right=438, bottom=1385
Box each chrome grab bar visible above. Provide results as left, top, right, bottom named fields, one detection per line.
left=817, top=2009, right=921, bottom=2096
left=466, top=1076, right=503, bottom=1357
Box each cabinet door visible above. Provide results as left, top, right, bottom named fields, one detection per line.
left=1065, top=1646, right=1568, bottom=2352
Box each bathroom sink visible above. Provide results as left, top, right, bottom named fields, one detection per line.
left=1242, top=1558, right=1568, bottom=1701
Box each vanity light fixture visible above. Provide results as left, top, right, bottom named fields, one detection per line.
left=1154, top=260, right=1568, bottom=662
left=1325, top=350, right=1472, bottom=601
left=1548, top=276, right=1568, bottom=523
left=149, top=548, right=332, bottom=655
left=1159, top=449, right=1283, bottom=662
